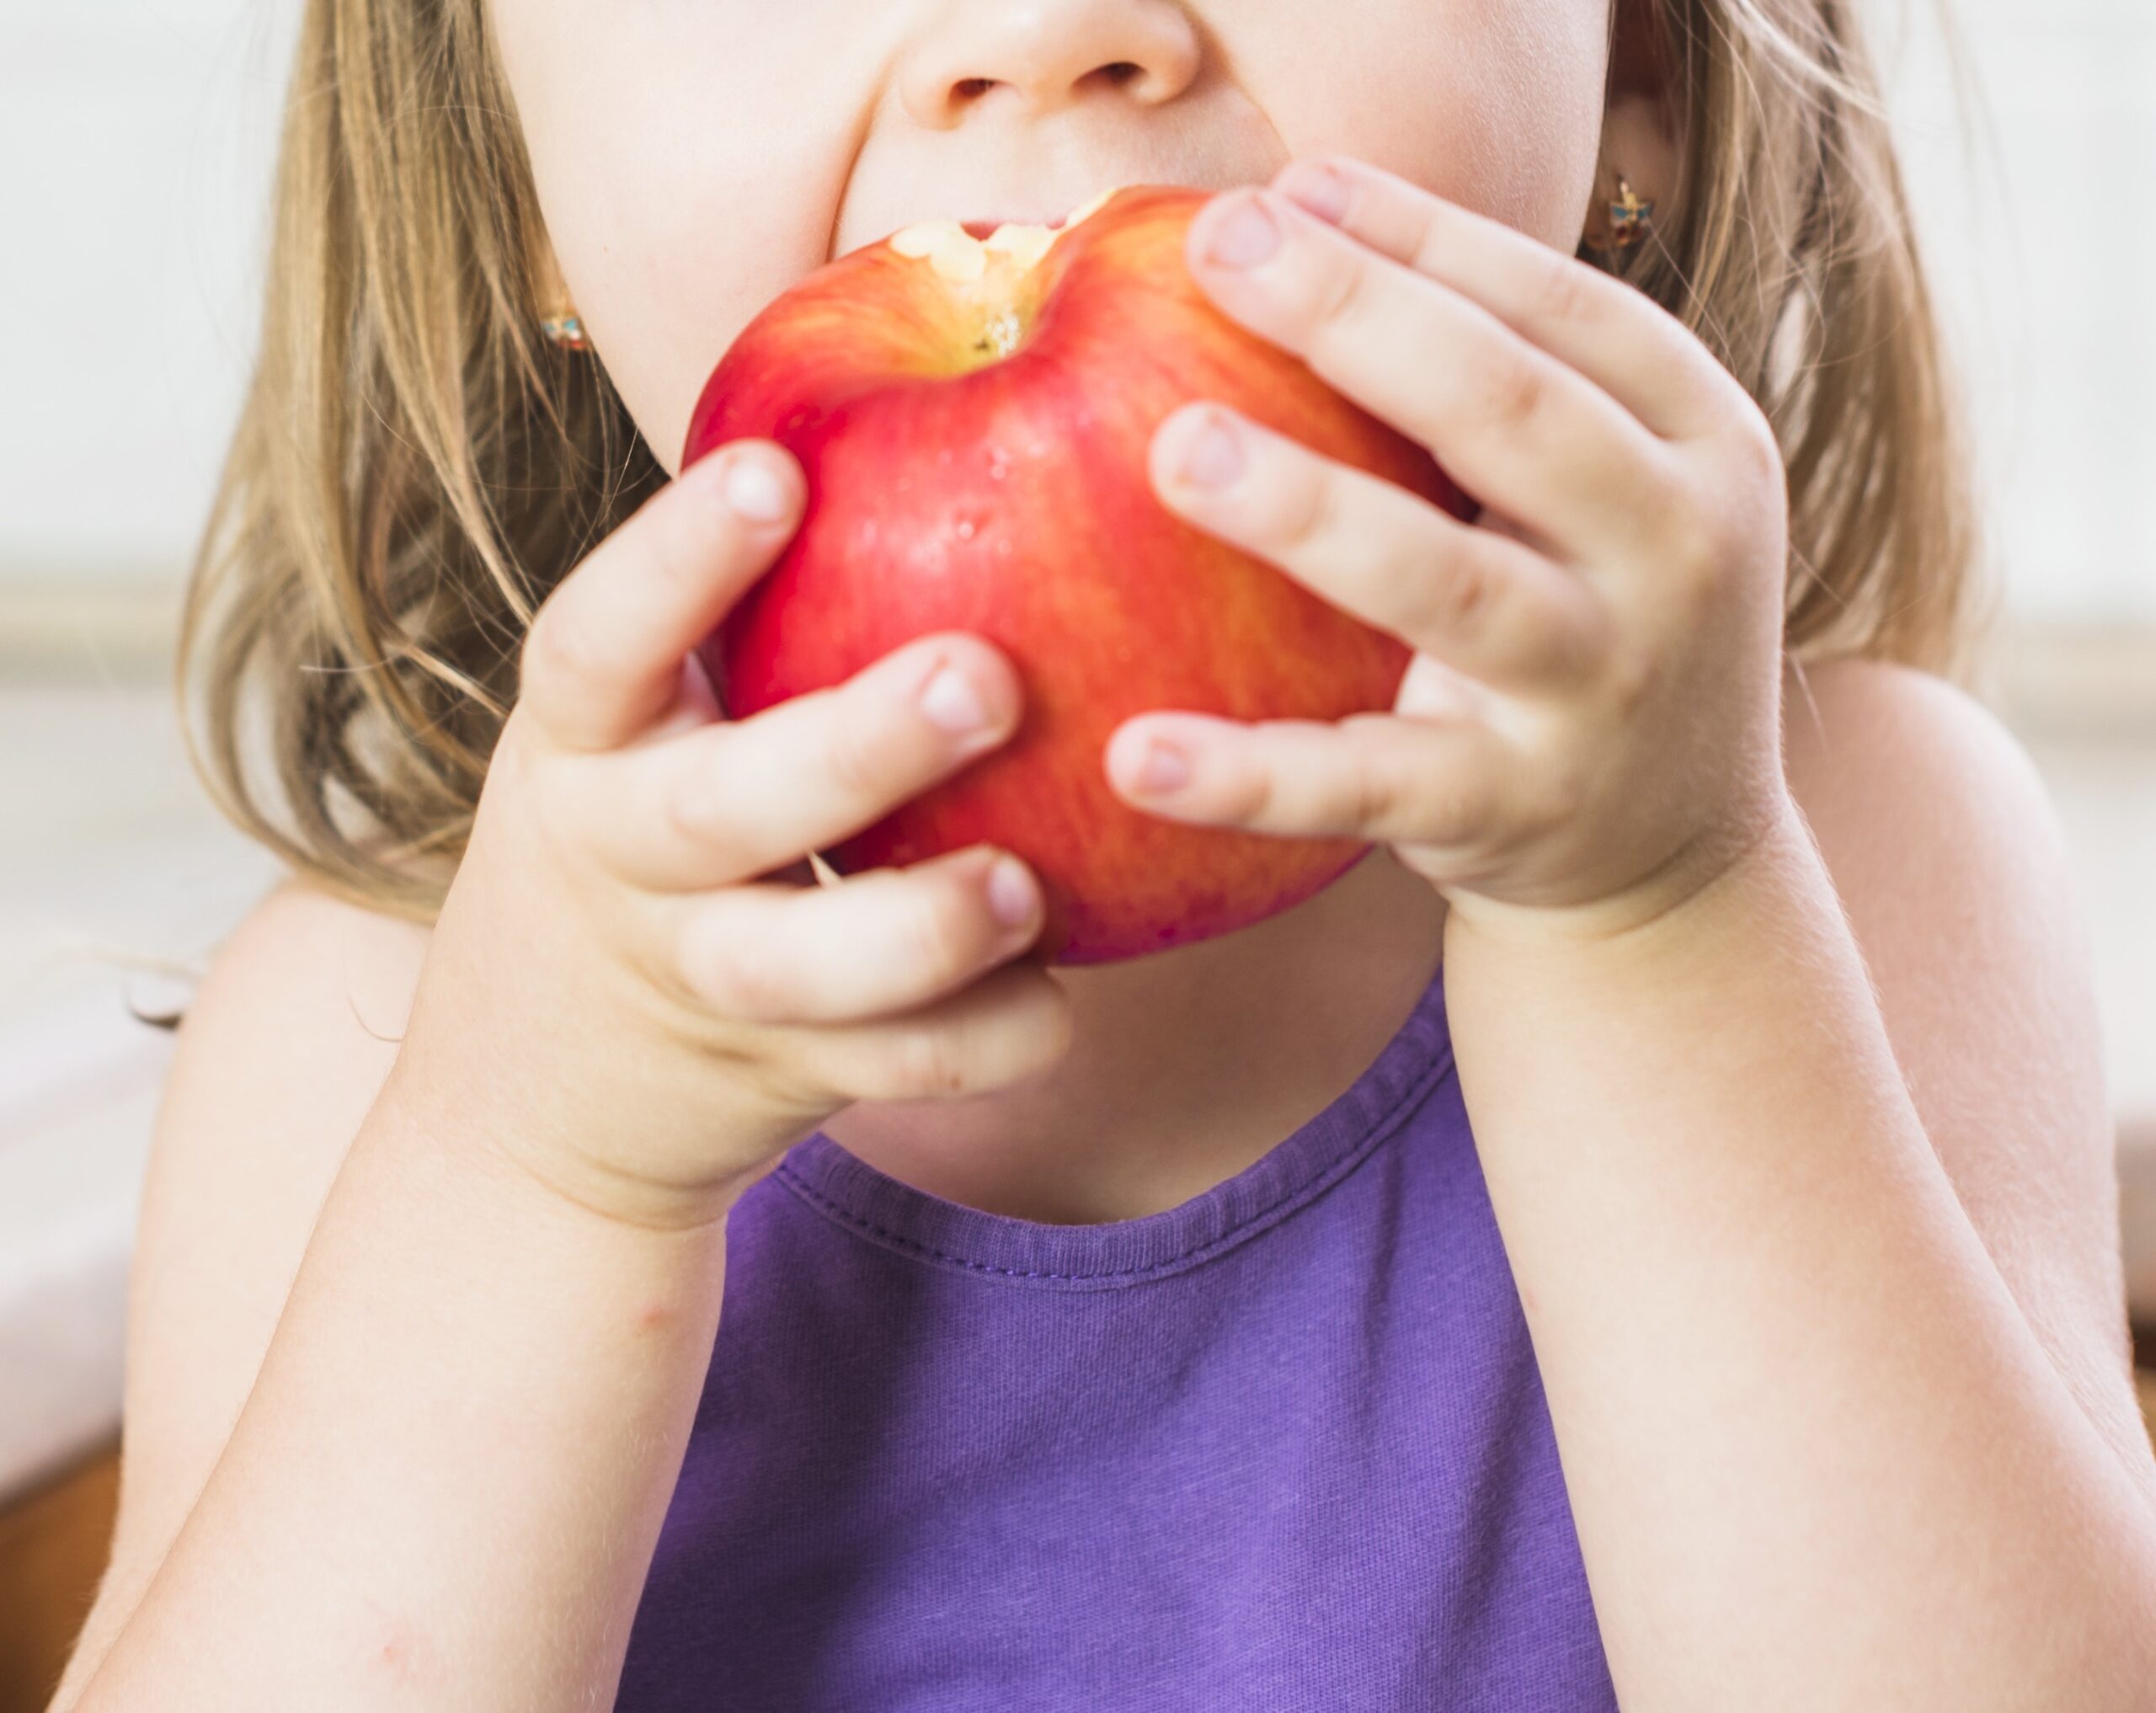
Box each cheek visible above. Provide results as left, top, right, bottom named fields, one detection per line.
left=555, top=152, right=823, bottom=478
left=1280, top=0, right=1609, bottom=252
left=492, top=9, right=854, bottom=475
left=1474, top=3, right=1611, bottom=246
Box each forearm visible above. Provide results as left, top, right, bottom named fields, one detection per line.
left=70, top=1059, right=734, bottom=1713
left=1444, top=805, right=2156, bottom=1711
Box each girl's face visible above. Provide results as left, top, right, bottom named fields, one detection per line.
left=488, top=0, right=1617, bottom=477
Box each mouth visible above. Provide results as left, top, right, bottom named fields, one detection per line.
left=958, top=213, right=1072, bottom=242
left=878, top=189, right=1129, bottom=279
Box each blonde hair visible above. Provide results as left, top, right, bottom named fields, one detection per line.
left=176, top=0, right=1988, bottom=926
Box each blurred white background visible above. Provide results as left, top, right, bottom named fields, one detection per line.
left=6, top=0, right=2155, bottom=618
left=3, top=0, right=2153, bottom=1505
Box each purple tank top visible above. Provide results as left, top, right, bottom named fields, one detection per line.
left=616, top=960, right=1617, bottom=1709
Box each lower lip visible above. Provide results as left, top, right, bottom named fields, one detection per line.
left=961, top=215, right=1070, bottom=241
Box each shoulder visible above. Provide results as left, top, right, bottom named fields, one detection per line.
left=1777, top=656, right=2149, bottom=1480
left=1775, top=654, right=2098, bottom=1038
left=1780, top=654, right=2065, bottom=894
left=54, top=878, right=435, bottom=1700
left=1775, top=653, right=2100, bottom=1172
left=173, top=874, right=435, bottom=1103
left=1775, top=657, right=2097, bottom=1089
left=149, top=878, right=435, bottom=1218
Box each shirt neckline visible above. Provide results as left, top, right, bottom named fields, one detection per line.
left=771, top=955, right=1454, bottom=1292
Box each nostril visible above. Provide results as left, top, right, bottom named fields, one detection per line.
left=951, top=61, right=1144, bottom=109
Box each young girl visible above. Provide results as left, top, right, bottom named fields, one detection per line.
left=49, top=0, right=2156, bottom=1707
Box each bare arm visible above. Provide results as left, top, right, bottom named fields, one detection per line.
left=54, top=441, right=1069, bottom=1711
left=64, top=958, right=737, bottom=1709
left=1094, top=159, right=2156, bottom=1706
left=1445, top=661, right=2156, bottom=1711
left=47, top=883, right=423, bottom=1710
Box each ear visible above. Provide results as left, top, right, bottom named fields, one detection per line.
left=1590, top=0, right=1682, bottom=237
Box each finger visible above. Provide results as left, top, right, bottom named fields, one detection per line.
left=1269, top=155, right=1741, bottom=441
left=519, top=442, right=803, bottom=754
left=1151, top=403, right=1609, bottom=691
left=633, top=652, right=725, bottom=748
left=1104, top=708, right=1518, bottom=849
left=656, top=843, right=1045, bottom=1026
left=568, top=631, right=1024, bottom=892
left=1184, top=187, right=1675, bottom=566
left=789, top=958, right=1075, bottom=1107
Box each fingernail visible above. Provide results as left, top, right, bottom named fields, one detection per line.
left=1175, top=411, right=1246, bottom=490
left=1203, top=194, right=1282, bottom=271
left=985, top=856, right=1038, bottom=929
left=1278, top=163, right=1353, bottom=226
left=920, top=664, right=994, bottom=734
left=1134, top=737, right=1192, bottom=792
left=722, top=456, right=791, bottom=523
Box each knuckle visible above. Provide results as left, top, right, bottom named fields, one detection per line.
left=1405, top=207, right=1451, bottom=280
left=1344, top=744, right=1401, bottom=835
left=898, top=873, right=990, bottom=981
left=664, top=769, right=720, bottom=844
left=1481, top=357, right=1547, bottom=438
left=1314, top=250, right=1378, bottom=341
left=1659, top=490, right=1726, bottom=596
left=691, top=922, right=796, bottom=1022
left=1002, top=968, right=1074, bottom=1051
left=1539, top=593, right=1602, bottom=681
left=1428, top=776, right=1486, bottom=843
left=822, top=715, right=899, bottom=803
left=1339, top=732, right=1454, bottom=843
left=736, top=1037, right=832, bottom=1122
left=1420, top=544, right=1492, bottom=642
left=1725, top=392, right=1785, bottom=482
left=1273, top=462, right=1340, bottom=552
left=889, top=1023, right=970, bottom=1099
left=486, top=711, right=542, bottom=789
left=663, top=736, right=732, bottom=844
left=1531, top=257, right=1594, bottom=329
left=651, top=468, right=751, bottom=593
left=1220, top=756, right=1278, bottom=828
left=520, top=598, right=586, bottom=697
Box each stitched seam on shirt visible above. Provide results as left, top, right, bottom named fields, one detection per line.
left=772, top=1043, right=1455, bottom=1283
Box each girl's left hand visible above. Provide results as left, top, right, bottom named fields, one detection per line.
left=1104, top=155, right=1798, bottom=939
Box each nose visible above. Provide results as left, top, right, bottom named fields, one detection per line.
left=899, top=0, right=1203, bottom=128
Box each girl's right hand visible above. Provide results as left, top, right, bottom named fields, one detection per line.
left=390, top=440, right=1073, bottom=1230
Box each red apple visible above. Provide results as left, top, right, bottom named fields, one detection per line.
left=682, top=184, right=1472, bottom=964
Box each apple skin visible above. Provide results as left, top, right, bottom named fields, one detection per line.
left=681, top=184, right=1473, bottom=964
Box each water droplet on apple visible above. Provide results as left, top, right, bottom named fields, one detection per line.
left=953, top=512, right=980, bottom=542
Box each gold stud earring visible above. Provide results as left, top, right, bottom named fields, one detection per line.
left=1586, top=172, right=1656, bottom=257
left=1607, top=175, right=1654, bottom=250
left=529, top=231, right=591, bottom=350
left=541, top=307, right=590, bottom=351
